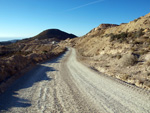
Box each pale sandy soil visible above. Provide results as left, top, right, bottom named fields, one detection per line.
left=0, top=48, right=150, bottom=113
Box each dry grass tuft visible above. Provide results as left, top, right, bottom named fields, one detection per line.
left=119, top=53, right=138, bottom=66
left=119, top=74, right=130, bottom=81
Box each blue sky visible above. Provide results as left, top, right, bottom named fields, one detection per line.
left=0, top=0, right=150, bottom=41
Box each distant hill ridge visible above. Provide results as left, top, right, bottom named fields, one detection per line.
left=0, top=39, right=19, bottom=45
left=32, top=29, right=77, bottom=41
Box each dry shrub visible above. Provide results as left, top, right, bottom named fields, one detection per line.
left=110, top=32, right=128, bottom=43
left=116, top=54, right=122, bottom=59
left=119, top=74, right=130, bottom=81
left=135, top=77, right=147, bottom=86
left=146, top=61, right=150, bottom=66
left=143, top=80, right=150, bottom=88
left=119, top=53, right=138, bottom=66
left=111, top=54, right=122, bottom=59
left=146, top=72, right=150, bottom=76
left=134, top=29, right=145, bottom=38
left=134, top=17, right=141, bottom=22
left=131, top=47, right=138, bottom=52
left=136, top=49, right=149, bottom=55
left=135, top=77, right=150, bottom=88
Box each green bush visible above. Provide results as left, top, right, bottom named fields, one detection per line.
left=110, top=32, right=128, bottom=43
left=109, top=29, right=145, bottom=43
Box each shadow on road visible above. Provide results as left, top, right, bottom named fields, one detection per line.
left=49, top=52, right=67, bottom=63
left=0, top=64, right=57, bottom=111
left=0, top=51, right=67, bottom=111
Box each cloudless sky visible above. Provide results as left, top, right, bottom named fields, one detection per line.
left=0, top=0, right=150, bottom=41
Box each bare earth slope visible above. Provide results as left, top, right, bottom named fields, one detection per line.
left=0, top=48, right=150, bottom=113
left=67, top=13, right=150, bottom=90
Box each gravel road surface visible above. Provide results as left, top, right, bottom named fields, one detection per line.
left=0, top=48, right=150, bottom=113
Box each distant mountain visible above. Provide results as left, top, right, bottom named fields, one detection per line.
left=32, top=29, right=77, bottom=41
left=0, top=39, right=19, bottom=45
left=10, top=39, right=19, bottom=43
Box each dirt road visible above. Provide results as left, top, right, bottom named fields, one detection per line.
left=0, top=48, right=150, bottom=113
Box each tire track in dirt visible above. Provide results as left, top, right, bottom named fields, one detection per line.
left=0, top=48, right=150, bottom=113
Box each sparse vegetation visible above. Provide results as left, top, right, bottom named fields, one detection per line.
left=134, top=17, right=141, bottom=22
left=116, top=54, right=122, bottom=59
left=119, top=53, right=138, bottom=66
left=74, top=13, right=150, bottom=90
left=42, top=50, right=48, bottom=54
left=0, top=29, right=75, bottom=93
left=109, top=29, right=145, bottom=43
left=134, top=29, right=145, bottom=38
left=146, top=61, right=150, bottom=66
left=110, top=32, right=128, bottom=43
left=135, top=49, right=149, bottom=55
left=143, top=80, right=150, bottom=88
left=120, top=74, right=130, bottom=81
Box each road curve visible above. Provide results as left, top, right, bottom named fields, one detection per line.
left=0, top=48, right=150, bottom=113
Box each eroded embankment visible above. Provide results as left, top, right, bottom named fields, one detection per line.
left=1, top=48, right=150, bottom=113
left=0, top=46, right=67, bottom=93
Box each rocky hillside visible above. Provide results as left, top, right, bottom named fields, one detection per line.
left=70, top=13, right=150, bottom=90
left=86, top=24, right=118, bottom=36
left=0, top=29, right=76, bottom=93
